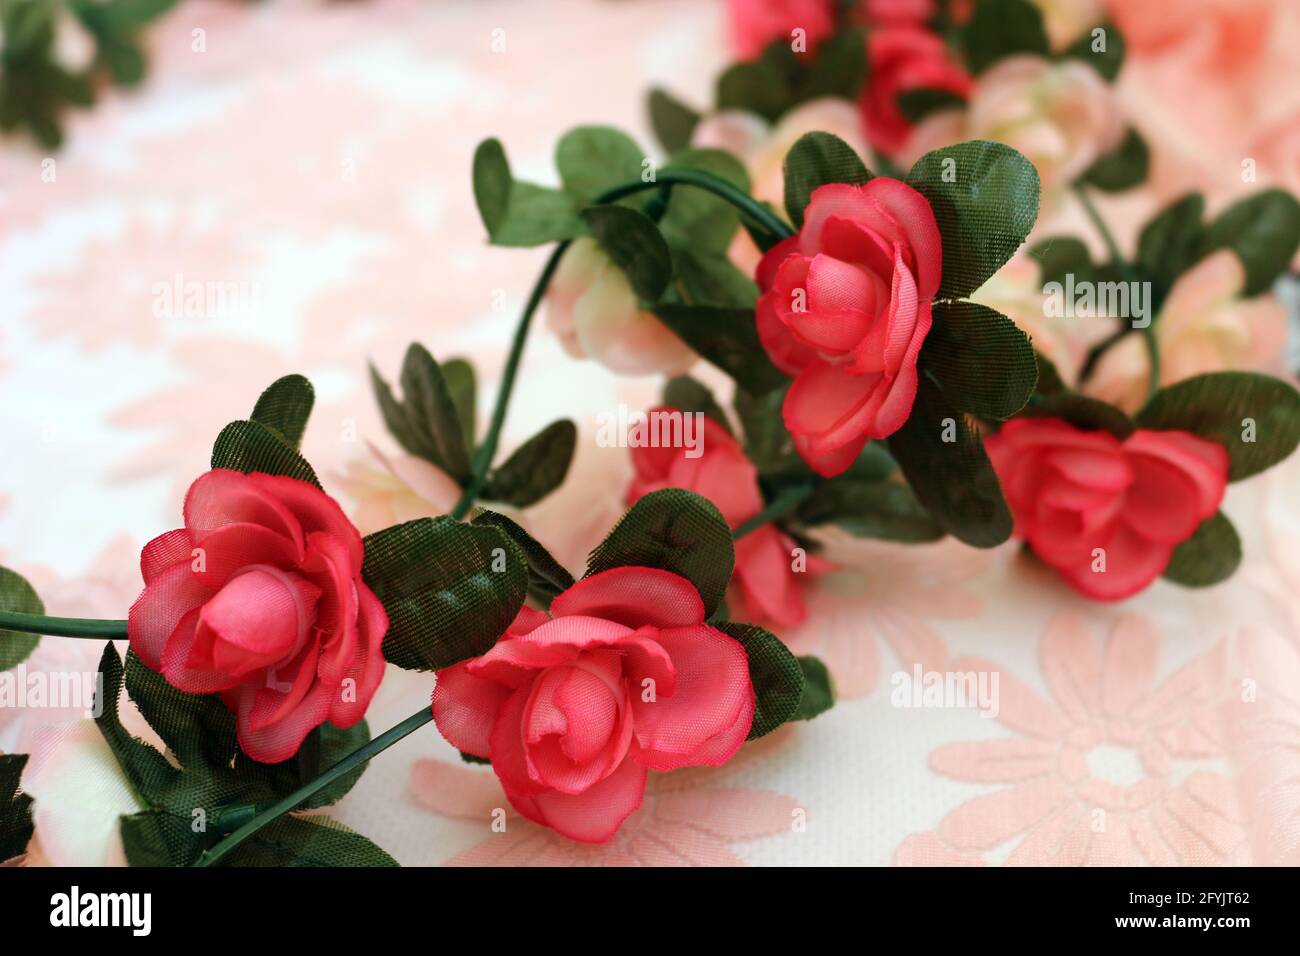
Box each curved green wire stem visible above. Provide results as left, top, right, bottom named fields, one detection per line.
left=0, top=611, right=127, bottom=639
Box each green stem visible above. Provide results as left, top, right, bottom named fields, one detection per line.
left=1072, top=182, right=1125, bottom=269
left=0, top=611, right=127, bottom=639
left=733, top=484, right=815, bottom=541
left=194, top=706, right=433, bottom=867
left=447, top=168, right=793, bottom=522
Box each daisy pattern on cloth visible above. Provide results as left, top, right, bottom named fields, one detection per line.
left=894, top=612, right=1247, bottom=866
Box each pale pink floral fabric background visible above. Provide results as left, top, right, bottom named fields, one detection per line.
left=1, top=0, right=1299, bottom=866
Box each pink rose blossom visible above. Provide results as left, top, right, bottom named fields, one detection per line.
left=432, top=568, right=756, bottom=842
left=726, top=0, right=836, bottom=60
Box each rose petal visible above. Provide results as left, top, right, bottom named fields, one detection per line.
left=550, top=567, right=706, bottom=628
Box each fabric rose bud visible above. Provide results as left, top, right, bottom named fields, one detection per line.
left=756, top=178, right=942, bottom=477
left=626, top=408, right=826, bottom=628
left=432, top=568, right=756, bottom=842
left=128, top=470, right=388, bottom=763
left=859, top=26, right=973, bottom=157
left=726, top=0, right=836, bottom=60
left=986, top=419, right=1229, bottom=601
left=545, top=237, right=694, bottom=378
left=900, top=55, right=1123, bottom=197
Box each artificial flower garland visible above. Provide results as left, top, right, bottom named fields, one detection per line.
left=2, top=0, right=1299, bottom=866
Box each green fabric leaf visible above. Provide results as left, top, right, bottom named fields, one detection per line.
left=441, top=358, right=477, bottom=450
left=671, top=247, right=760, bottom=309
left=249, top=374, right=314, bottom=449
left=1162, top=511, right=1241, bottom=588
left=924, top=301, right=1036, bottom=420
left=715, top=622, right=803, bottom=739
left=0, top=566, right=42, bottom=671
left=799, top=478, right=942, bottom=542
left=648, top=88, right=700, bottom=154
left=1029, top=235, right=1094, bottom=287
left=1081, top=127, right=1148, bottom=191
left=897, top=87, right=967, bottom=123
left=663, top=376, right=734, bottom=435
left=122, top=810, right=397, bottom=867
left=471, top=510, right=575, bottom=608
left=556, top=126, right=646, bottom=205
left=0, top=754, right=34, bottom=861
left=962, top=0, right=1049, bottom=73
left=792, top=656, right=834, bottom=722
left=658, top=148, right=753, bottom=254
left=907, top=141, right=1040, bottom=300
left=482, top=419, right=577, bottom=507
left=585, top=489, right=734, bottom=618
left=1137, top=192, right=1205, bottom=299
left=471, top=138, right=583, bottom=247
left=582, top=205, right=672, bottom=302
left=1062, top=22, right=1125, bottom=81
left=888, top=370, right=1012, bottom=547
left=363, top=517, right=527, bottom=671
left=1020, top=392, right=1135, bottom=439
left=371, top=343, right=472, bottom=482
left=782, top=131, right=872, bottom=229
left=652, top=304, right=787, bottom=396
left=211, top=419, right=320, bottom=487
left=93, top=645, right=181, bottom=801
left=1135, top=372, right=1300, bottom=481
left=716, top=57, right=790, bottom=123
left=1197, top=188, right=1300, bottom=296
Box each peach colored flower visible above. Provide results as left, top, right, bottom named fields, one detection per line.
left=901, top=55, right=1124, bottom=202
left=409, top=727, right=802, bottom=865
left=783, top=534, right=988, bottom=698
left=334, top=444, right=463, bottom=537
left=545, top=238, right=695, bottom=378
left=1085, top=250, right=1287, bottom=413
left=1029, top=0, right=1104, bottom=51
left=895, top=612, right=1248, bottom=865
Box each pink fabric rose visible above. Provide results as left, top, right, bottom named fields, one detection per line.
left=859, top=26, right=973, bottom=157
left=985, top=419, right=1229, bottom=600
left=128, top=469, right=388, bottom=763
left=432, top=568, right=756, bottom=842
left=756, top=178, right=942, bottom=477
left=727, top=0, right=836, bottom=60
left=626, top=408, right=823, bottom=628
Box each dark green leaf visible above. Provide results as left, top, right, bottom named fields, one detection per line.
left=716, top=58, right=790, bottom=123
left=441, top=358, right=477, bottom=450
left=1029, top=235, right=1094, bottom=287
left=648, top=88, right=700, bottom=154
left=1081, top=127, right=1148, bottom=191
left=1062, top=21, right=1125, bottom=81
left=471, top=510, right=575, bottom=607
left=792, top=656, right=834, bottom=722
left=582, top=205, right=673, bottom=302
left=556, top=126, right=646, bottom=204
left=907, top=141, right=1041, bottom=299
left=1135, top=372, right=1300, bottom=481
left=962, top=0, right=1050, bottom=73
left=250, top=374, right=314, bottom=449
left=671, top=247, right=760, bottom=309
left=585, top=489, right=734, bottom=618
left=659, top=148, right=753, bottom=254
left=0, top=754, right=34, bottom=861
left=371, top=344, right=471, bottom=482
left=1137, top=192, right=1205, bottom=301
left=1162, top=511, right=1242, bottom=588
left=888, top=371, right=1012, bottom=547
left=363, top=517, right=527, bottom=671
left=653, top=304, right=787, bottom=395
left=471, top=138, right=583, bottom=247
left=0, top=566, right=42, bottom=671
left=211, top=420, right=319, bottom=487
left=783, top=131, right=872, bottom=229
left=1020, top=392, right=1135, bottom=438
left=925, top=301, right=1037, bottom=419
left=735, top=384, right=801, bottom=474
left=715, top=622, right=803, bottom=739
left=663, top=376, right=734, bottom=435
left=482, top=419, right=577, bottom=508
left=799, top=478, right=942, bottom=542
left=897, top=87, right=967, bottom=123
left=1198, top=188, right=1300, bottom=296
left=93, top=645, right=182, bottom=802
